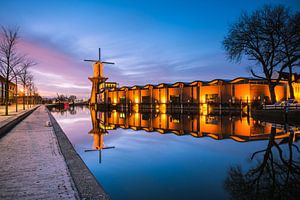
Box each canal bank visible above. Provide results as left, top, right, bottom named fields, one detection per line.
left=48, top=106, right=110, bottom=200
left=0, top=105, right=109, bottom=200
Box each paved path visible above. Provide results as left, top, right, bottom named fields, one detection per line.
left=0, top=106, right=79, bottom=199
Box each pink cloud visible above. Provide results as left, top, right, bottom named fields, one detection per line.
left=17, top=38, right=92, bottom=98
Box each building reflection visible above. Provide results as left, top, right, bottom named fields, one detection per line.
left=90, top=109, right=300, bottom=143
left=88, top=108, right=299, bottom=164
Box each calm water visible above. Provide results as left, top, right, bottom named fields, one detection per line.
left=50, top=106, right=300, bottom=200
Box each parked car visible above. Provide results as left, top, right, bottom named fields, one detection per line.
left=286, top=99, right=298, bottom=106
left=264, top=99, right=300, bottom=110
left=273, top=101, right=285, bottom=106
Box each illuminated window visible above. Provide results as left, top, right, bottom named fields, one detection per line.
left=172, top=119, right=180, bottom=123
left=206, top=116, right=219, bottom=124
left=205, top=94, right=218, bottom=103
left=120, top=112, right=125, bottom=118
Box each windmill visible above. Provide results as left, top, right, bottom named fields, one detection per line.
left=84, top=48, right=114, bottom=105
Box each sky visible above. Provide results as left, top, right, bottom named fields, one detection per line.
left=0, top=0, right=299, bottom=98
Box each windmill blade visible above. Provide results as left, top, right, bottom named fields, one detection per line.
left=84, top=59, right=99, bottom=62
left=103, top=146, right=115, bottom=149
left=102, top=61, right=115, bottom=65
left=99, top=48, right=101, bottom=61
left=84, top=149, right=100, bottom=152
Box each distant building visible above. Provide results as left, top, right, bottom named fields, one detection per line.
left=0, top=75, right=16, bottom=104
left=101, top=77, right=292, bottom=108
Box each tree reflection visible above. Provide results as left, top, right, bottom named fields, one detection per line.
left=224, top=127, right=300, bottom=199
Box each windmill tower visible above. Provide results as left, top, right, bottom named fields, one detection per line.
left=84, top=48, right=114, bottom=105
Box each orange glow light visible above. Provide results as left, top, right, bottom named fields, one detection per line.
left=202, top=103, right=208, bottom=115
left=135, top=97, right=139, bottom=104
left=160, top=104, right=167, bottom=114
left=161, top=96, right=166, bottom=103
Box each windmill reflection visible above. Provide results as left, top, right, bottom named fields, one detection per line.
left=224, top=127, right=300, bottom=199
left=85, top=107, right=115, bottom=163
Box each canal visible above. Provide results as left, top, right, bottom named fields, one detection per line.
left=50, top=106, right=300, bottom=200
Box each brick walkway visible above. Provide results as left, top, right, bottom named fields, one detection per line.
left=0, top=106, right=79, bottom=199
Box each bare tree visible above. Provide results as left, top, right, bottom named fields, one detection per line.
left=69, top=95, right=77, bottom=104
left=10, top=65, right=23, bottom=112
left=0, top=26, right=24, bottom=115
left=279, top=13, right=300, bottom=99
left=223, top=5, right=299, bottom=104
left=27, top=75, right=33, bottom=108
left=56, top=93, right=67, bottom=104
left=32, top=84, right=38, bottom=105
left=18, top=59, right=35, bottom=110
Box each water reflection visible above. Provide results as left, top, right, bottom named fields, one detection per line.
left=86, top=106, right=300, bottom=167
left=89, top=108, right=300, bottom=198
left=225, top=127, right=300, bottom=199
left=50, top=106, right=300, bottom=199
left=88, top=108, right=299, bottom=144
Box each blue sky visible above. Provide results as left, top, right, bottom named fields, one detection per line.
left=0, top=0, right=299, bottom=97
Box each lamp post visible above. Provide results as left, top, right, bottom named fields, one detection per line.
left=15, top=77, right=18, bottom=112
left=11, top=67, right=19, bottom=113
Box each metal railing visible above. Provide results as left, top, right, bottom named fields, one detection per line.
left=263, top=104, right=300, bottom=111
